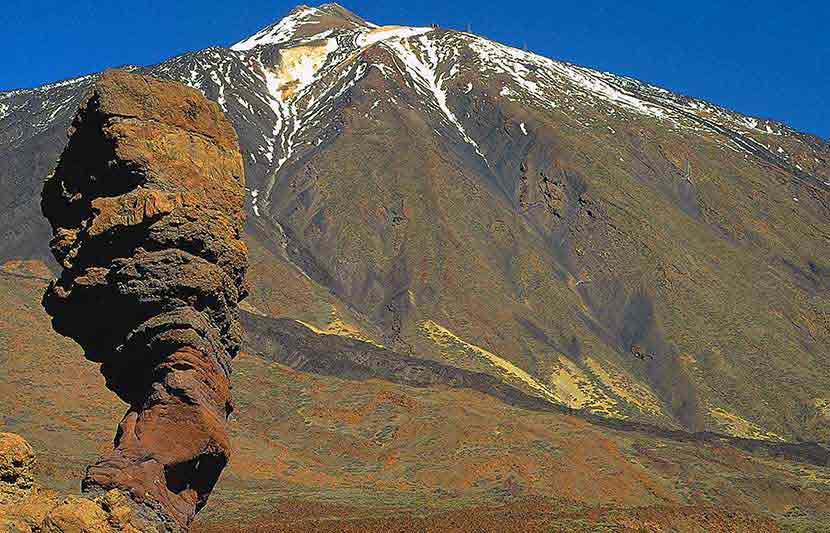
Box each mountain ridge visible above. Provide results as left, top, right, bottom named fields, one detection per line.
left=2, top=3, right=827, bottom=145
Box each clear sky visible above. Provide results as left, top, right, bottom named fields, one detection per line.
left=2, top=1, right=828, bottom=139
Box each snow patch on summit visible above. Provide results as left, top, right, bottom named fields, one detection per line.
left=253, top=36, right=340, bottom=168
left=232, top=6, right=321, bottom=51
left=468, top=37, right=666, bottom=119
left=384, top=33, right=489, bottom=165
left=274, top=39, right=340, bottom=98
left=357, top=25, right=432, bottom=48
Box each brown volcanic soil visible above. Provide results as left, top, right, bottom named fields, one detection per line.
left=0, top=263, right=123, bottom=490
left=0, top=260, right=828, bottom=533
left=193, top=500, right=780, bottom=533
left=189, top=351, right=830, bottom=530
left=3, top=259, right=830, bottom=531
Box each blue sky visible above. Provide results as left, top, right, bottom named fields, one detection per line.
left=2, top=1, right=828, bottom=139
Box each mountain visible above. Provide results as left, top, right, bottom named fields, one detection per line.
left=1, top=3, right=830, bottom=530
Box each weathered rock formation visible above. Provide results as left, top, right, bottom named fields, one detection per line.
left=0, top=433, right=35, bottom=508
left=0, top=432, right=149, bottom=532
left=40, top=70, right=248, bottom=530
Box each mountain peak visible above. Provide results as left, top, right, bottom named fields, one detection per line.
left=316, top=2, right=367, bottom=21
left=231, top=3, right=374, bottom=52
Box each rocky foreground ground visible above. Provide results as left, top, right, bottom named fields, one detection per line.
left=0, top=432, right=155, bottom=532
left=0, top=432, right=784, bottom=533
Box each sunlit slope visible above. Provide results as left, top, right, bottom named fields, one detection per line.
left=0, top=3, right=828, bottom=442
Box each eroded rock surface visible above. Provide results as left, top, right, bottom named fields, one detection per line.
left=40, top=70, right=248, bottom=530
left=0, top=433, right=35, bottom=507
left=0, top=433, right=150, bottom=533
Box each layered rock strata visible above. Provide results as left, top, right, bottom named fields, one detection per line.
left=40, top=70, right=248, bottom=530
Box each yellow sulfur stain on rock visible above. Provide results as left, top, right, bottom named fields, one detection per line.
left=296, top=306, right=385, bottom=347
left=708, top=406, right=783, bottom=441
left=584, top=357, right=665, bottom=418
left=549, top=357, right=590, bottom=408
left=239, top=300, right=268, bottom=317
left=267, top=39, right=339, bottom=99
left=420, top=321, right=625, bottom=419
left=420, top=320, right=560, bottom=403
left=549, top=356, right=620, bottom=417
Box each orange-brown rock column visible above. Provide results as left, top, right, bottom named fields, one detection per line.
left=40, top=69, right=248, bottom=530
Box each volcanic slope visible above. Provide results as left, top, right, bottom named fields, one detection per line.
left=1, top=0, right=829, bottom=491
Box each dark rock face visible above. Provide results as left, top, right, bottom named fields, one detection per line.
left=240, top=311, right=556, bottom=412
left=40, top=70, right=248, bottom=530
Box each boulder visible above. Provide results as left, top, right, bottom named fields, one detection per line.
left=0, top=434, right=147, bottom=533
left=0, top=433, right=35, bottom=506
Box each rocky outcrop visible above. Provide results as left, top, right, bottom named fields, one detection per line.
left=40, top=70, right=248, bottom=530
left=0, top=434, right=35, bottom=507
left=0, top=433, right=150, bottom=533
